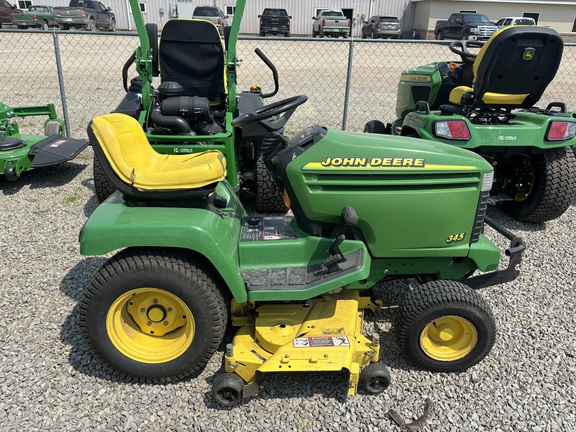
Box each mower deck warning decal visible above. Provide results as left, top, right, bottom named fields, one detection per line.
left=293, top=336, right=350, bottom=348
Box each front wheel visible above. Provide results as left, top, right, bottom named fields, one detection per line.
left=396, top=280, right=496, bottom=372
left=371, top=29, right=377, bottom=39
left=109, top=18, right=116, bottom=32
left=435, top=31, right=444, bottom=40
left=502, top=148, right=576, bottom=223
left=80, top=249, right=228, bottom=381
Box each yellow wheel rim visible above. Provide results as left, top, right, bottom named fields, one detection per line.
left=419, top=315, right=478, bottom=362
left=106, top=288, right=195, bottom=363
left=514, top=161, right=534, bottom=202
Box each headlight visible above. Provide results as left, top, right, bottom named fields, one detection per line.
left=470, top=28, right=478, bottom=34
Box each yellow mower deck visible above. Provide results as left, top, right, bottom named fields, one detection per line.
left=226, top=291, right=382, bottom=396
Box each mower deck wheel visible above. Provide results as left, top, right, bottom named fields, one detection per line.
left=80, top=248, right=227, bottom=382
left=359, top=363, right=391, bottom=395
left=396, top=280, right=496, bottom=372
left=212, top=373, right=245, bottom=407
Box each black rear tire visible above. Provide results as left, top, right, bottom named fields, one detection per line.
left=396, top=280, right=496, bottom=372
left=255, top=155, right=288, bottom=213
left=502, top=148, right=576, bottom=223
left=93, top=153, right=116, bottom=203
left=81, top=248, right=228, bottom=382
left=364, top=120, right=387, bottom=134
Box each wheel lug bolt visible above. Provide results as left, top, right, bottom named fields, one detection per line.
left=153, top=299, right=158, bottom=304
left=163, top=321, right=168, bottom=326
left=167, top=307, right=172, bottom=312
left=140, top=308, right=145, bottom=313
left=147, top=321, right=152, bottom=326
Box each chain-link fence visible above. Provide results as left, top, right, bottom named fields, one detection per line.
left=2, top=29, right=576, bottom=138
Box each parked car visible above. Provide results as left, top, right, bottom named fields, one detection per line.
left=192, top=5, right=228, bottom=34
left=53, top=0, right=115, bottom=31
left=11, top=5, right=58, bottom=30
left=312, top=9, right=350, bottom=38
left=435, top=13, right=498, bottom=40
left=258, top=8, right=290, bottom=37
left=495, top=17, right=536, bottom=28
left=361, top=15, right=401, bottom=39
left=0, top=0, right=21, bottom=28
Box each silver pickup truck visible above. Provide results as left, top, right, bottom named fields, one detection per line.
left=312, top=9, right=350, bottom=38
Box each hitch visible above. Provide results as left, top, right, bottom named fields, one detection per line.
left=461, top=216, right=525, bottom=290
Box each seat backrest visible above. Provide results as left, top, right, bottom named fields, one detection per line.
left=159, top=19, right=226, bottom=102
left=471, top=26, right=563, bottom=108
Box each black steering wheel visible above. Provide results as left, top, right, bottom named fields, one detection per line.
left=231, top=95, right=308, bottom=128
left=449, top=40, right=485, bottom=65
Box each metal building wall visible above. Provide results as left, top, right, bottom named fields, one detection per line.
left=27, top=0, right=411, bottom=33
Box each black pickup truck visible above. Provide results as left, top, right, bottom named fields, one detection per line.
left=435, top=13, right=497, bottom=40
left=258, top=8, right=291, bottom=37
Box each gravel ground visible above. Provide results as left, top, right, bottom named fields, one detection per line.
left=0, top=146, right=575, bottom=431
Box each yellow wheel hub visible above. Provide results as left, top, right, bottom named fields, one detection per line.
left=419, top=315, right=478, bottom=362
left=106, top=288, right=195, bottom=363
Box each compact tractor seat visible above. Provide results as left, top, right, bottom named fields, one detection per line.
left=88, top=113, right=226, bottom=199
left=449, top=26, right=563, bottom=109
left=159, top=19, right=227, bottom=102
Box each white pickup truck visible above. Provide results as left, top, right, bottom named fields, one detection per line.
left=312, top=9, right=350, bottom=38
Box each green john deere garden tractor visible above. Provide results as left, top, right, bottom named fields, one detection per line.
left=92, top=0, right=287, bottom=213
left=0, top=101, right=88, bottom=180
left=365, top=26, right=576, bottom=223
left=79, top=99, right=524, bottom=405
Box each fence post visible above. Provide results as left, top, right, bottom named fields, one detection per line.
left=52, top=31, right=72, bottom=138
left=342, top=37, right=354, bottom=131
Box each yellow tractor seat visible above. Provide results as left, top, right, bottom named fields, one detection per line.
left=449, top=26, right=563, bottom=109
left=88, top=113, right=226, bottom=200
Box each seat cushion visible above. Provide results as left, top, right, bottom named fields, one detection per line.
left=91, top=114, right=226, bottom=191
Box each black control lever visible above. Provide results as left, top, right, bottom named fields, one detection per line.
left=324, top=206, right=359, bottom=273
left=330, top=206, right=358, bottom=238
left=323, top=234, right=346, bottom=274
left=254, top=48, right=279, bottom=98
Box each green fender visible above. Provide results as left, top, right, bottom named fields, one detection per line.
left=80, top=192, right=248, bottom=303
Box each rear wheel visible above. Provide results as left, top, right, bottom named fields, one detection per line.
left=80, top=249, right=228, bottom=381
left=255, top=155, right=288, bottom=213
left=371, top=29, right=377, bottom=39
left=86, top=18, right=95, bottom=31
left=93, top=154, right=116, bottom=203
left=436, top=31, right=444, bottom=40
left=109, top=18, right=116, bottom=32
left=364, top=120, right=387, bottom=134
left=41, top=20, right=49, bottom=30
left=396, top=280, right=496, bottom=372
left=502, top=148, right=576, bottom=223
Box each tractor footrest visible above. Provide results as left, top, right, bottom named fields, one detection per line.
left=242, top=249, right=364, bottom=291
left=29, top=136, right=89, bottom=167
